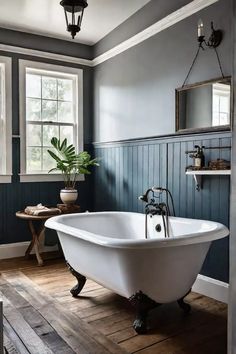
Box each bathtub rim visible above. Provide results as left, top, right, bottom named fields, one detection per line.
left=45, top=212, right=229, bottom=249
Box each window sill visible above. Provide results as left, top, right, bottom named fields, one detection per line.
left=0, top=175, right=12, bottom=184
left=19, top=174, right=85, bottom=183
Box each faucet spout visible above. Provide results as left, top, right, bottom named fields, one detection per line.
left=138, top=189, right=154, bottom=203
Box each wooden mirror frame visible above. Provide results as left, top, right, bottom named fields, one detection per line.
left=175, top=76, right=232, bottom=134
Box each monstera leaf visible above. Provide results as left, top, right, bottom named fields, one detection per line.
left=47, top=137, right=99, bottom=188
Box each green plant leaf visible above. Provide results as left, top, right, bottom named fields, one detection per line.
left=48, top=137, right=100, bottom=186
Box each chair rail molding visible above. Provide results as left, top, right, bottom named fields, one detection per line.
left=0, top=0, right=219, bottom=67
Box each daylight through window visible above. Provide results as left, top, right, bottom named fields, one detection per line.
left=25, top=69, right=78, bottom=173
left=212, top=83, right=231, bottom=127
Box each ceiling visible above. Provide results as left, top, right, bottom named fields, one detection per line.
left=0, top=0, right=151, bottom=45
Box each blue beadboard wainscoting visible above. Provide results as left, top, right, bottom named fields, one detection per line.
left=93, top=131, right=231, bottom=282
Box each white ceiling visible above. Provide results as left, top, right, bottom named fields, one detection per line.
left=0, top=0, right=151, bottom=45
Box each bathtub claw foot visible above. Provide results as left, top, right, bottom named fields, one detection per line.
left=129, top=291, right=160, bottom=334
left=133, top=317, right=148, bottom=334
left=177, top=299, right=191, bottom=313
left=177, top=291, right=191, bottom=314
left=66, top=261, right=87, bottom=297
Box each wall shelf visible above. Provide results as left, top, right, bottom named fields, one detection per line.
left=186, top=170, right=231, bottom=191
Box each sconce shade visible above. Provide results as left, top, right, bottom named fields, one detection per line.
left=197, top=19, right=204, bottom=38
left=60, top=0, right=88, bottom=39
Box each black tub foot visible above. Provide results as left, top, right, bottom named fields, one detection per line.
left=66, top=261, right=87, bottom=297
left=177, top=290, right=191, bottom=314
left=129, top=291, right=161, bottom=334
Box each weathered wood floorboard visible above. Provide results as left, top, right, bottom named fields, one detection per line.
left=0, top=258, right=227, bottom=354
left=2, top=271, right=128, bottom=354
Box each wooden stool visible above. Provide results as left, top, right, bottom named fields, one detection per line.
left=16, top=211, right=57, bottom=266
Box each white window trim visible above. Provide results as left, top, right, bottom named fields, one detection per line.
left=0, top=56, right=12, bottom=184
left=19, top=59, right=84, bottom=183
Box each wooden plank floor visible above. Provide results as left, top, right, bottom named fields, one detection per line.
left=0, top=256, right=227, bottom=354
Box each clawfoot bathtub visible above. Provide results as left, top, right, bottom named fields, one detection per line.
left=45, top=212, right=229, bottom=334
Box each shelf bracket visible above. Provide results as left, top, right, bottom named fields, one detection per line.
left=193, top=174, right=202, bottom=191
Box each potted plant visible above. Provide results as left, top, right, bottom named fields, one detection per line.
left=48, top=137, right=99, bottom=204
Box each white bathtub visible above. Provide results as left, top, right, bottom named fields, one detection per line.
left=46, top=211, right=229, bottom=304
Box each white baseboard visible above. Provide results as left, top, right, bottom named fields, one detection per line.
left=193, top=274, right=229, bottom=304
left=0, top=241, right=58, bottom=260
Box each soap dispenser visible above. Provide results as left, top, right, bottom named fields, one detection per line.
left=194, top=145, right=205, bottom=169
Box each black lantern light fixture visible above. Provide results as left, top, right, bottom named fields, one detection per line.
left=60, top=0, right=88, bottom=39
left=197, top=19, right=223, bottom=49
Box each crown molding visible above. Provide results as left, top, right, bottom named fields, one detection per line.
left=0, top=0, right=219, bottom=67
left=0, top=43, right=93, bottom=67
left=92, top=0, right=219, bottom=66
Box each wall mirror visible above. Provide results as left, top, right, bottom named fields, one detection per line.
left=175, top=77, right=232, bottom=133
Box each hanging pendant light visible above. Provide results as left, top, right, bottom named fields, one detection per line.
left=60, top=0, right=88, bottom=39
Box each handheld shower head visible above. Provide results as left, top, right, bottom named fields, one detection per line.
left=138, top=194, right=148, bottom=203
left=138, top=188, right=153, bottom=203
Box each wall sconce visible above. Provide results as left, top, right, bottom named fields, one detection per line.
left=197, top=20, right=223, bottom=49
left=182, top=20, right=224, bottom=87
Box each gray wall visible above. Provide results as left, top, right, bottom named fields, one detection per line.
left=0, top=31, right=94, bottom=245
left=94, top=0, right=193, bottom=58
left=93, top=0, right=231, bottom=142
left=0, top=27, right=93, bottom=60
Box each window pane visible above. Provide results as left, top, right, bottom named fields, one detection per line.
left=43, top=125, right=59, bottom=147
left=26, top=98, right=41, bottom=121
left=212, top=95, right=219, bottom=112
left=219, top=113, right=229, bottom=125
left=212, top=112, right=219, bottom=126
left=24, top=66, right=78, bottom=176
left=27, top=147, right=41, bottom=172
left=58, top=101, right=73, bottom=122
left=42, top=148, right=56, bottom=171
left=42, top=100, right=57, bottom=121
left=60, top=126, right=73, bottom=146
left=58, top=79, right=73, bottom=101
left=42, top=77, right=57, bottom=99
left=26, top=74, right=41, bottom=98
left=219, top=96, right=229, bottom=113
left=27, top=124, right=41, bottom=146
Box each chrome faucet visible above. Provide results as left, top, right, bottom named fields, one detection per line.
left=139, top=187, right=175, bottom=239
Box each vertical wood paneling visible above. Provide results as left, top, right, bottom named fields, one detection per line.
left=94, top=132, right=231, bottom=282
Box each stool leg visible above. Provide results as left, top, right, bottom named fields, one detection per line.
left=28, top=221, right=44, bottom=266
left=25, top=239, right=34, bottom=259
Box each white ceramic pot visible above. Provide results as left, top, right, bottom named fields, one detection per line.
left=60, top=189, right=78, bottom=205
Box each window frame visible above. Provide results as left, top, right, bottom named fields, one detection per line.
left=212, top=83, right=231, bottom=127
left=0, top=56, right=12, bottom=184
left=19, top=59, right=84, bottom=183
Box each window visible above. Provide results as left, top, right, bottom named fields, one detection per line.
left=19, top=60, right=83, bottom=182
left=212, top=83, right=231, bottom=127
left=0, top=56, right=12, bottom=184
